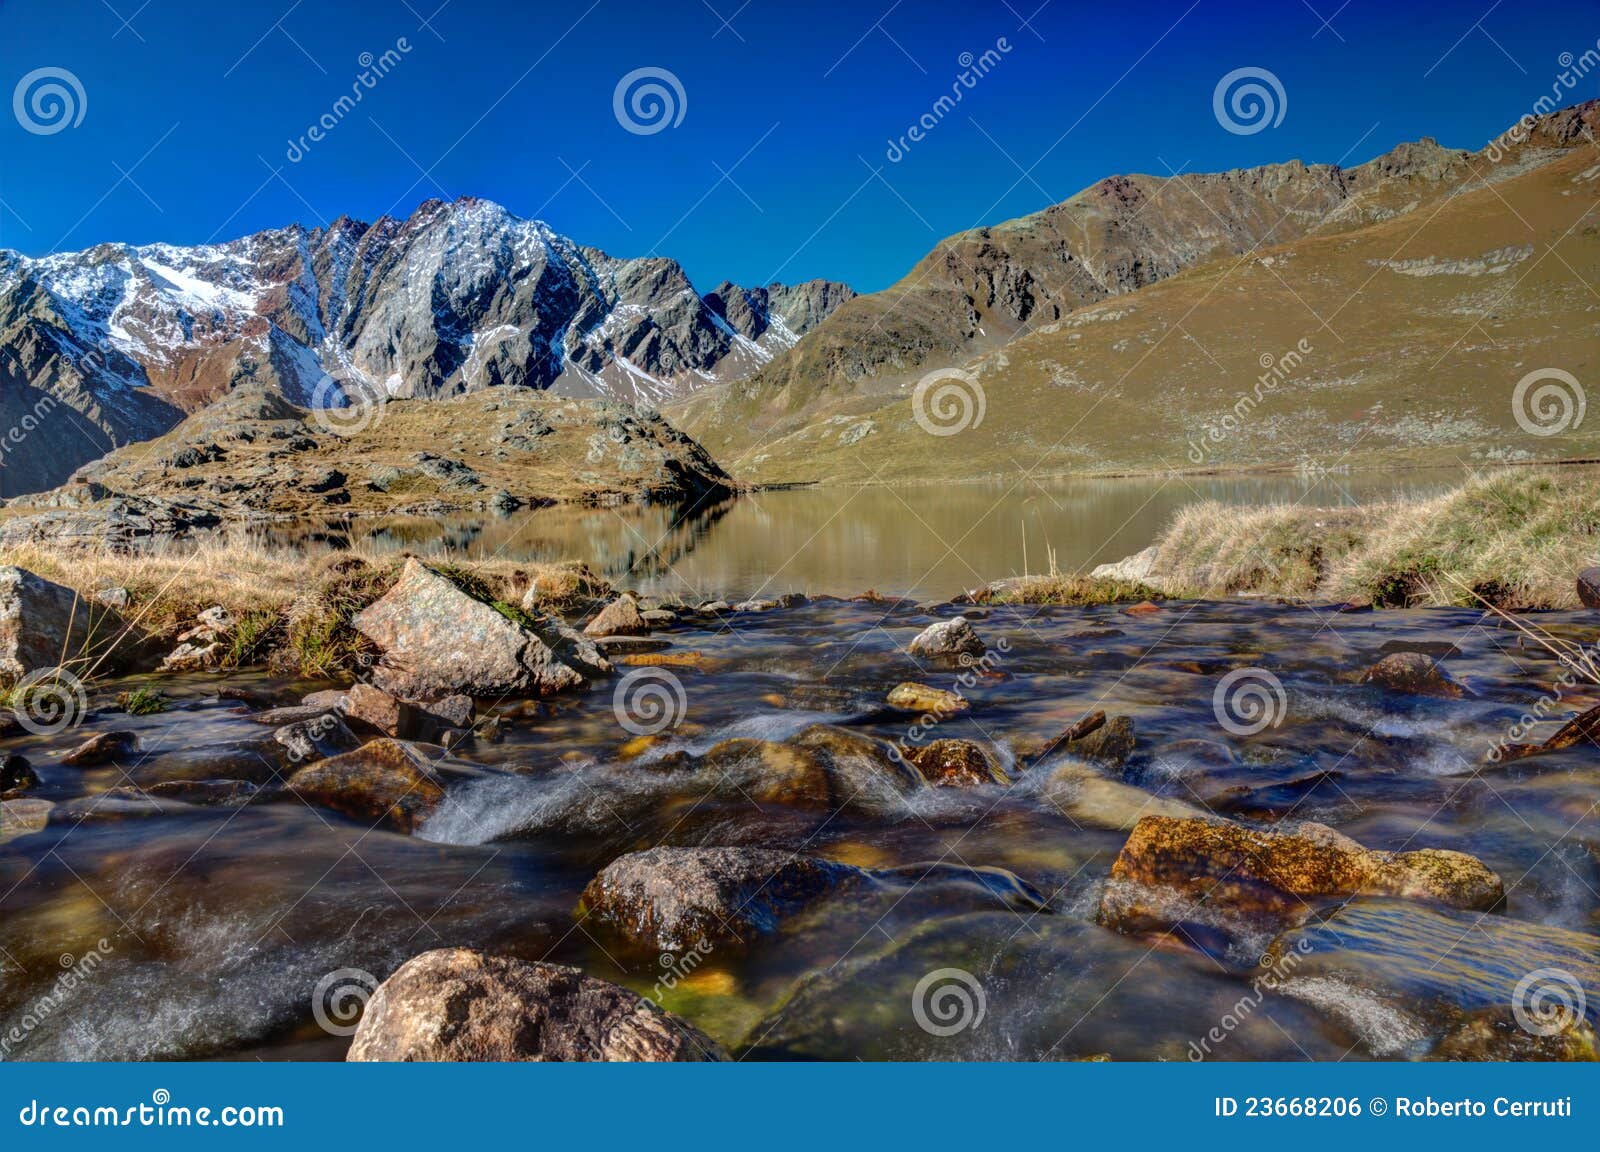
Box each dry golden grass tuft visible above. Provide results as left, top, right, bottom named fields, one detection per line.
left=0, top=534, right=613, bottom=677
left=1145, top=469, right=1600, bottom=609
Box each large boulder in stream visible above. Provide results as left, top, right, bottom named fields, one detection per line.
left=583, top=595, right=649, bottom=638
left=581, top=847, right=860, bottom=951
left=1098, top=815, right=1503, bottom=934
left=697, top=724, right=923, bottom=812
left=0, top=566, right=136, bottom=686
left=285, top=738, right=495, bottom=832
left=907, top=616, right=987, bottom=662
left=581, top=846, right=1051, bottom=954
left=901, top=739, right=1007, bottom=787
left=1359, top=651, right=1470, bottom=699
left=353, top=559, right=588, bottom=699
left=347, top=949, right=726, bottom=1062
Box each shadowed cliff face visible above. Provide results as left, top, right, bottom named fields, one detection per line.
left=0, top=199, right=851, bottom=496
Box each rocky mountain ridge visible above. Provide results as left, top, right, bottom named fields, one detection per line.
left=675, top=102, right=1600, bottom=462
left=0, top=197, right=851, bottom=496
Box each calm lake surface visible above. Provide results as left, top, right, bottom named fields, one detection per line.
left=265, top=468, right=1473, bottom=601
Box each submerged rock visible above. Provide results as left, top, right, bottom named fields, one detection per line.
left=1360, top=651, right=1470, bottom=698
left=347, top=949, right=726, bottom=1062
left=1044, top=761, right=1203, bottom=830
left=582, top=847, right=1050, bottom=956
left=61, top=730, right=139, bottom=767
left=1, top=753, right=38, bottom=797
left=1099, top=815, right=1504, bottom=934
left=902, top=739, right=1007, bottom=787
left=1267, top=899, right=1600, bottom=1058
left=581, top=846, right=860, bottom=951
left=0, top=797, right=53, bottom=842
left=273, top=713, right=362, bottom=764
left=908, top=616, right=987, bottom=662
left=745, top=912, right=1338, bottom=1061
left=885, top=682, right=968, bottom=715
left=102, top=779, right=265, bottom=808
left=354, top=559, right=586, bottom=699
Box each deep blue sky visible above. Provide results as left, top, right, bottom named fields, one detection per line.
left=1, top=0, right=1595, bottom=292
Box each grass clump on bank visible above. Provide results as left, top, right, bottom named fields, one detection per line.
left=1144, top=469, right=1600, bottom=609
left=0, top=536, right=613, bottom=678
left=977, top=575, right=1166, bottom=606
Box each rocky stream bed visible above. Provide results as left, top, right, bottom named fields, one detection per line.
left=1, top=564, right=1597, bottom=1061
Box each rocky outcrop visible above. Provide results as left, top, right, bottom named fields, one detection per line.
left=581, top=847, right=860, bottom=951
left=353, top=559, right=588, bottom=699
left=0, top=566, right=132, bottom=686
left=1099, top=815, right=1504, bottom=933
left=346, top=949, right=726, bottom=1062
left=1090, top=545, right=1160, bottom=584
